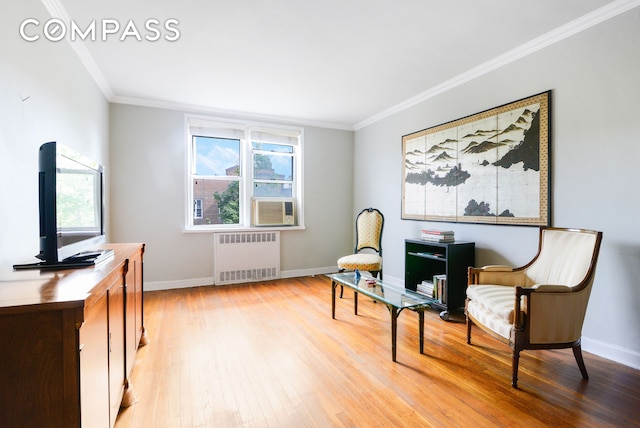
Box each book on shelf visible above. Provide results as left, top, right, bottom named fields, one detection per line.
left=420, top=229, right=455, bottom=242
left=416, top=280, right=434, bottom=298
left=433, top=274, right=447, bottom=304
left=420, top=235, right=455, bottom=243
left=421, top=229, right=454, bottom=235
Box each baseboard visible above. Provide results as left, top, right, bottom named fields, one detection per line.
left=144, top=267, right=397, bottom=290
left=281, top=266, right=338, bottom=278
left=144, top=267, right=338, bottom=291
left=146, top=267, right=338, bottom=291
left=145, top=277, right=214, bottom=291
left=582, top=336, right=640, bottom=370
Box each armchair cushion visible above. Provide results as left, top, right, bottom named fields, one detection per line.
left=466, top=284, right=523, bottom=339
left=337, top=253, right=382, bottom=272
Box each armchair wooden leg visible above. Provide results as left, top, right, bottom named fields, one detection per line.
left=573, top=343, right=589, bottom=380
left=466, top=318, right=472, bottom=344
left=512, top=349, right=520, bottom=388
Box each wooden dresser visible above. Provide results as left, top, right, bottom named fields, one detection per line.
left=0, top=243, right=146, bottom=428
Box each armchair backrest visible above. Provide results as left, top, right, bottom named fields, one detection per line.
left=355, top=208, right=384, bottom=254
left=524, top=228, right=602, bottom=289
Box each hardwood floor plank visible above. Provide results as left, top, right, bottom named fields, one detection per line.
left=115, top=276, right=640, bottom=427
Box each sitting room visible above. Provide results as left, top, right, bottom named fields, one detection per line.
left=1, top=1, right=639, bottom=427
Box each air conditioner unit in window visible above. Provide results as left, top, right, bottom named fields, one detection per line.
left=252, top=198, right=296, bottom=226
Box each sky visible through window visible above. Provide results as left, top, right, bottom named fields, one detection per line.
left=195, top=136, right=293, bottom=178
left=195, top=137, right=239, bottom=176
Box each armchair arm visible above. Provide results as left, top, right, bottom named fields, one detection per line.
left=468, top=265, right=525, bottom=286
left=480, top=265, right=513, bottom=271
left=516, top=284, right=590, bottom=344
left=513, top=286, right=532, bottom=331
left=532, top=284, right=572, bottom=292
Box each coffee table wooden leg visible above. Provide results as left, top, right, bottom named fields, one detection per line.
left=354, top=291, right=358, bottom=315
left=390, top=306, right=398, bottom=362
left=419, top=310, right=424, bottom=354
left=331, top=280, right=337, bottom=319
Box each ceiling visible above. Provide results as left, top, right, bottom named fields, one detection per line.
left=50, top=0, right=624, bottom=129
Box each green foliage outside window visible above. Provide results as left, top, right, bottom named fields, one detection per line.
left=214, top=181, right=239, bottom=224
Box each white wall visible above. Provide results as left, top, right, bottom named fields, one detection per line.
left=354, top=8, right=640, bottom=367
left=0, top=0, right=110, bottom=272
left=109, top=103, right=354, bottom=287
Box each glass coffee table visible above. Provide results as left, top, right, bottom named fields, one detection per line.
left=327, top=272, right=433, bottom=362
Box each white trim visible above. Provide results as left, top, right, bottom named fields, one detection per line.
left=144, top=267, right=334, bottom=290
left=182, top=225, right=306, bottom=233
left=582, top=336, right=640, bottom=370
left=40, top=0, right=115, bottom=99
left=280, top=266, right=338, bottom=279
left=145, top=276, right=214, bottom=291
left=43, top=0, right=639, bottom=131
left=112, top=96, right=354, bottom=131
left=354, top=0, right=640, bottom=130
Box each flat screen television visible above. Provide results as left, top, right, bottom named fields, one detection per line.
left=14, top=141, right=110, bottom=270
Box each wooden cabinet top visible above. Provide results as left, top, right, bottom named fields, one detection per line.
left=0, top=243, right=144, bottom=316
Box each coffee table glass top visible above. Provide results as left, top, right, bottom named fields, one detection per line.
left=327, top=272, right=433, bottom=309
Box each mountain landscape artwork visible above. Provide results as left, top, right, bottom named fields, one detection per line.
left=402, top=91, right=550, bottom=226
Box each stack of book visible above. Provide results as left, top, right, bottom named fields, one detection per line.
left=415, top=274, right=447, bottom=302
left=420, top=229, right=455, bottom=242
left=416, top=280, right=434, bottom=298
left=433, top=274, right=447, bottom=304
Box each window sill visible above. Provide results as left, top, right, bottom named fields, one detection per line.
left=183, top=225, right=306, bottom=233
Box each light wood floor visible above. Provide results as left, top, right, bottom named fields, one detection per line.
left=115, top=276, right=640, bottom=427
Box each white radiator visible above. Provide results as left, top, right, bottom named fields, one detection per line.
left=213, top=231, right=280, bottom=285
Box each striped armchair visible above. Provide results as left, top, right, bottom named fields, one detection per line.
left=465, top=227, right=603, bottom=388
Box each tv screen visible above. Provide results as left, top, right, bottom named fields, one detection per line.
left=14, top=142, right=108, bottom=270
left=54, top=144, right=104, bottom=250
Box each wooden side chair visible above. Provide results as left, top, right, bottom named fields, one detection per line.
left=337, top=208, right=384, bottom=298
left=465, top=227, right=603, bottom=388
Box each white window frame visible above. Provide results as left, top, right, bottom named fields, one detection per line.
left=185, top=115, right=304, bottom=231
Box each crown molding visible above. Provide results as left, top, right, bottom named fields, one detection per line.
left=354, top=0, right=640, bottom=130
left=42, top=0, right=638, bottom=132
left=110, top=96, right=355, bottom=131
left=40, top=0, right=353, bottom=131
left=40, top=0, right=115, bottom=99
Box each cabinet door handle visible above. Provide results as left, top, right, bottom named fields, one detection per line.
left=109, top=332, right=112, bottom=353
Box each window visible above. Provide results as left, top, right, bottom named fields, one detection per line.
left=187, top=117, right=302, bottom=230
left=193, top=199, right=203, bottom=219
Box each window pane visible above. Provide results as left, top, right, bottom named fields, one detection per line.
left=254, top=153, right=293, bottom=180
left=253, top=182, right=293, bottom=198
left=194, top=136, right=240, bottom=176
left=252, top=142, right=293, bottom=153
left=192, top=178, right=239, bottom=225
